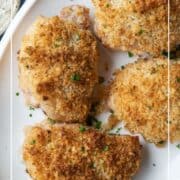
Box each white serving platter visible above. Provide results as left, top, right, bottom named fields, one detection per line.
left=0, top=0, right=179, bottom=179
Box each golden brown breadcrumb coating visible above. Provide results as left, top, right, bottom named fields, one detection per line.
left=92, top=0, right=168, bottom=56
left=109, top=58, right=180, bottom=143
left=170, top=60, right=180, bottom=142
left=109, top=58, right=169, bottom=144
left=23, top=122, right=142, bottom=180
left=18, top=16, right=99, bottom=123
left=170, top=0, right=180, bottom=51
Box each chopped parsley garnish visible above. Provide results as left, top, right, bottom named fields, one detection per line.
left=94, top=121, right=102, bottom=129
left=16, top=92, right=19, bottom=96
left=176, top=144, right=180, bottom=149
left=176, top=77, right=180, bottom=83
left=29, top=114, right=32, bottom=117
left=103, top=145, right=109, bottom=151
left=106, top=3, right=110, bottom=8
left=138, top=29, right=144, bottom=35
left=71, top=73, right=81, bottom=81
left=30, top=140, right=36, bottom=145
left=79, top=125, right=86, bottom=132
left=48, top=118, right=56, bottom=125
left=116, top=127, right=122, bottom=134
left=121, top=65, right=125, bottom=70
left=99, top=76, right=105, bottom=84
left=29, top=106, right=35, bottom=111
left=128, top=51, right=134, bottom=57
left=86, top=115, right=101, bottom=129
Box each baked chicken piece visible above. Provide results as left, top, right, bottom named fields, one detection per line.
left=109, top=58, right=180, bottom=144
left=170, top=60, right=180, bottom=142
left=18, top=6, right=99, bottom=123
left=23, top=121, right=142, bottom=180
left=92, top=0, right=168, bottom=56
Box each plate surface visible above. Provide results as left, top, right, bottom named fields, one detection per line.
left=0, top=0, right=179, bottom=179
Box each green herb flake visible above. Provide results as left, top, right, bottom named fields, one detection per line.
left=103, top=145, right=109, bottom=151
left=95, top=121, right=102, bottom=129
left=138, top=29, right=144, bottom=35
left=128, top=51, right=134, bottom=57
left=121, top=65, right=125, bottom=70
left=30, top=140, right=36, bottom=145
left=16, top=92, right=20, bottom=96
left=176, top=77, right=180, bottom=83
left=116, top=127, right=122, bottom=134
left=79, top=125, right=86, bottom=132
left=71, top=73, right=81, bottom=81
left=99, top=76, right=105, bottom=84
left=29, top=114, right=32, bottom=117
left=176, top=144, right=180, bottom=149
left=48, top=118, right=56, bottom=125
left=29, top=106, right=35, bottom=111
left=106, top=3, right=110, bottom=8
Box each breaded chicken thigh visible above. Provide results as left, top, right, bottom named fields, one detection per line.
left=92, top=0, right=168, bottom=56
left=23, top=121, right=142, bottom=180
left=170, top=60, right=180, bottom=142
left=18, top=6, right=99, bottom=123
left=109, top=58, right=180, bottom=144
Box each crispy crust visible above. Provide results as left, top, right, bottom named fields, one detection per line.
left=109, top=58, right=168, bottom=144
left=23, top=122, right=142, bottom=180
left=92, top=0, right=167, bottom=13
left=170, top=60, right=180, bottom=142
left=92, top=0, right=168, bottom=56
left=18, top=16, right=99, bottom=123
left=109, top=58, right=180, bottom=143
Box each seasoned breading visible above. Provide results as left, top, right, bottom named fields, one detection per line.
left=109, top=58, right=180, bottom=143
left=18, top=13, right=99, bottom=122
left=23, top=122, right=142, bottom=180
left=92, top=0, right=167, bottom=13
left=109, top=58, right=169, bottom=144
left=170, top=0, right=180, bottom=50
left=170, top=60, right=180, bottom=142
left=92, top=0, right=168, bottom=56
left=60, top=5, right=90, bottom=29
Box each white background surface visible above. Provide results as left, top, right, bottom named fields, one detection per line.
left=0, top=0, right=179, bottom=179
